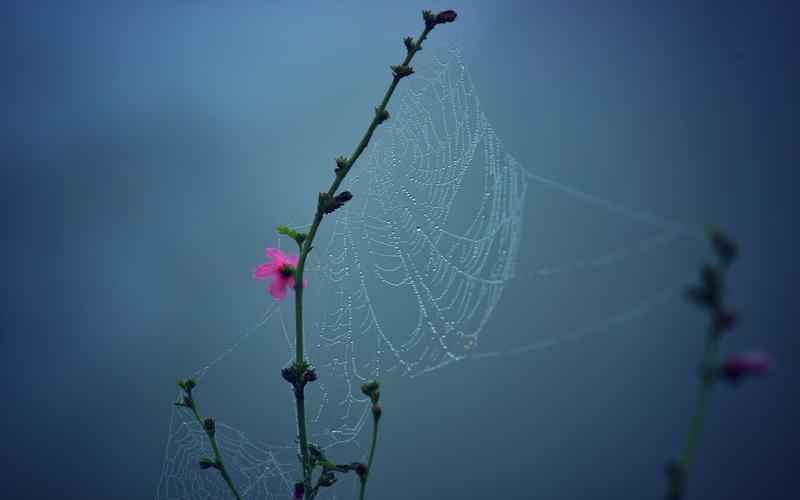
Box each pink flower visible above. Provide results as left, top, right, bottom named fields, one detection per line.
left=292, top=482, right=304, bottom=500
left=253, top=248, right=304, bottom=300
left=721, top=351, right=771, bottom=382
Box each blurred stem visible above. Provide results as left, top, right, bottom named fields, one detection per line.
left=680, top=332, right=719, bottom=471
left=290, top=20, right=435, bottom=500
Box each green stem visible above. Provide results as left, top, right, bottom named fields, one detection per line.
left=290, top=21, right=435, bottom=499
left=680, top=333, right=719, bottom=471
left=358, top=418, right=381, bottom=500
left=189, top=406, right=243, bottom=500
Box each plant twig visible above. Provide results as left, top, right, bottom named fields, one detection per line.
left=175, top=379, right=243, bottom=500
left=287, top=10, right=456, bottom=498
left=666, top=228, right=739, bottom=500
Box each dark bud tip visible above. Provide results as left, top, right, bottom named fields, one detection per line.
left=321, top=191, right=353, bottom=214
left=403, top=36, right=415, bottom=52
left=435, top=10, right=458, bottom=24
left=708, top=226, right=738, bottom=264
left=353, top=462, right=368, bottom=478
left=178, top=378, right=196, bottom=393
left=422, top=10, right=436, bottom=29
left=685, top=286, right=713, bottom=308
left=198, top=457, right=218, bottom=470
left=203, top=416, right=216, bottom=435
left=303, top=368, right=318, bottom=383
left=281, top=366, right=297, bottom=385
left=716, top=310, right=738, bottom=332
left=376, top=107, right=390, bottom=124
left=390, top=64, right=415, bottom=79
left=361, top=380, right=380, bottom=399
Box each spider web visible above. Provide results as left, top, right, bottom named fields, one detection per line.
left=156, top=45, right=699, bottom=499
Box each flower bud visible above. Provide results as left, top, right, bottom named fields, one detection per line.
left=435, top=10, right=458, bottom=24
left=293, top=482, right=304, bottom=500
left=178, top=378, right=196, bottom=394
left=361, top=380, right=380, bottom=400
left=720, top=351, right=771, bottom=383
left=353, top=462, right=368, bottom=478
left=390, top=64, right=415, bottom=79
left=203, top=416, right=216, bottom=436
left=375, top=107, right=390, bottom=124
left=198, top=457, right=218, bottom=470
left=715, top=310, right=738, bottom=332
left=281, top=366, right=297, bottom=385
left=708, top=226, right=738, bottom=265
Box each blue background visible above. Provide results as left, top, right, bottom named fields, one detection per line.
left=1, top=1, right=797, bottom=499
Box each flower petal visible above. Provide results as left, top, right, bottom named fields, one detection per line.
left=266, top=247, right=288, bottom=266
left=253, top=263, right=276, bottom=280
left=268, top=278, right=288, bottom=300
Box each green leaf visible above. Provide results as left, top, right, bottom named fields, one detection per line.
left=276, top=225, right=307, bottom=246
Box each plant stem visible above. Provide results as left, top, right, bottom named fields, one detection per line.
left=680, top=332, right=719, bottom=471
left=290, top=21, right=435, bottom=499
left=189, top=406, right=243, bottom=500
left=358, top=418, right=381, bottom=500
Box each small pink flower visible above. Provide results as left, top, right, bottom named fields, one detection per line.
left=253, top=247, right=305, bottom=300
left=292, top=482, right=304, bottom=500
left=721, top=351, right=771, bottom=382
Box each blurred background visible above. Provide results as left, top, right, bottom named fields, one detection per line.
left=1, top=1, right=797, bottom=499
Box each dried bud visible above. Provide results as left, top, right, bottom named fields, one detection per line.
left=715, top=310, right=738, bottom=332
left=375, top=107, right=390, bottom=124
left=403, top=36, right=415, bottom=52
left=422, top=10, right=436, bottom=29
left=720, top=351, right=771, bottom=383
left=320, top=191, right=353, bottom=214
left=281, top=366, right=297, bottom=385
left=203, top=416, right=216, bottom=435
left=353, top=462, right=368, bottom=478
left=708, top=226, right=738, bottom=265
left=390, top=64, right=415, bottom=79
left=424, top=9, right=458, bottom=29
left=361, top=380, right=380, bottom=400
left=303, top=368, right=318, bottom=383
left=435, top=10, right=458, bottom=24
left=198, top=457, right=218, bottom=470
